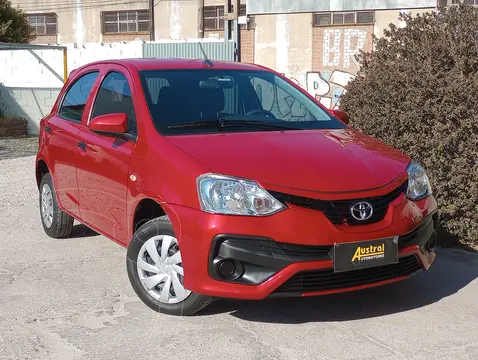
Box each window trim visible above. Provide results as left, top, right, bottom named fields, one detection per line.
left=101, top=10, right=150, bottom=35
left=57, top=70, right=100, bottom=124
left=27, top=12, right=58, bottom=36
left=89, top=70, right=138, bottom=141
left=312, top=11, right=375, bottom=27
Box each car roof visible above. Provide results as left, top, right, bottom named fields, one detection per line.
left=76, top=58, right=269, bottom=73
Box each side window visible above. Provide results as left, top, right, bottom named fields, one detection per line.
left=58, top=71, right=99, bottom=122
left=249, top=76, right=315, bottom=121
left=91, top=71, right=137, bottom=135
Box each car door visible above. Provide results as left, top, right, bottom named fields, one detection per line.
left=76, top=65, right=138, bottom=244
left=46, top=69, right=102, bottom=218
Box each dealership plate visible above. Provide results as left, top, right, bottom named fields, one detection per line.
left=333, top=237, right=399, bottom=273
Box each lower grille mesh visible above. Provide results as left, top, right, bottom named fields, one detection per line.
left=272, top=255, right=421, bottom=295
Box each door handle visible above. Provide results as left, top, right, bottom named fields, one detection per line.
left=77, top=141, right=86, bottom=151
left=45, top=125, right=51, bottom=134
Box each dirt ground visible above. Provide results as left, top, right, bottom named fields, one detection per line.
left=1, top=139, right=477, bottom=360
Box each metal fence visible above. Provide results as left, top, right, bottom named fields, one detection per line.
left=142, top=40, right=235, bottom=61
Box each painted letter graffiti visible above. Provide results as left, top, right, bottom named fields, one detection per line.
left=278, top=70, right=356, bottom=110
left=323, top=28, right=367, bottom=69
left=306, top=70, right=355, bottom=109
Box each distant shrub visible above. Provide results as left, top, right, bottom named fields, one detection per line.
left=340, top=4, right=478, bottom=248
left=0, top=0, right=36, bottom=43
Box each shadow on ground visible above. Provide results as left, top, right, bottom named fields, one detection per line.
left=70, top=223, right=100, bottom=238
left=0, top=137, right=39, bottom=160
left=199, top=248, right=478, bottom=323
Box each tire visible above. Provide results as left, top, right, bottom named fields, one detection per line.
left=39, top=172, right=74, bottom=238
left=126, top=216, right=212, bottom=316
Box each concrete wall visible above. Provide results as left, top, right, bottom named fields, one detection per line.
left=252, top=8, right=435, bottom=109
left=0, top=41, right=144, bottom=135
left=374, top=8, right=434, bottom=38
left=11, top=0, right=251, bottom=44
left=10, top=0, right=200, bottom=44
left=2, top=2, right=438, bottom=135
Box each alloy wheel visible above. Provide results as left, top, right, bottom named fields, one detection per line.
left=41, top=183, right=54, bottom=228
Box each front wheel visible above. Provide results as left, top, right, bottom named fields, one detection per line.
left=126, top=216, right=212, bottom=316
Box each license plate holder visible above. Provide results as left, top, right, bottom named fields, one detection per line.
left=333, top=237, right=399, bottom=273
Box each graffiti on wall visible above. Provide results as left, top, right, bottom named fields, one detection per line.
left=255, top=27, right=368, bottom=111
left=323, top=28, right=367, bottom=69
left=305, top=70, right=356, bottom=109
left=306, top=27, right=367, bottom=108
left=279, top=70, right=356, bottom=110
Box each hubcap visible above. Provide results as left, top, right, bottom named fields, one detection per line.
left=41, top=183, right=54, bottom=228
left=137, top=235, right=191, bottom=304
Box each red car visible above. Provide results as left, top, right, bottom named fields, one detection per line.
left=35, top=58, right=438, bottom=316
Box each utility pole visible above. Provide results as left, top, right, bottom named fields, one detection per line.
left=224, top=0, right=232, bottom=42
left=224, top=0, right=241, bottom=61
left=149, top=0, right=156, bottom=41
left=197, top=0, right=204, bottom=38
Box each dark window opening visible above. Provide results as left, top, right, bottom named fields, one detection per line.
left=102, top=10, right=150, bottom=34
left=28, top=13, right=57, bottom=36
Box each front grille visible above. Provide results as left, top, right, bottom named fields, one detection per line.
left=271, top=255, right=421, bottom=295
left=268, top=180, right=408, bottom=226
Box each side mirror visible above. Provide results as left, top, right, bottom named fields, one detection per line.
left=329, top=109, right=350, bottom=124
left=89, top=113, right=129, bottom=137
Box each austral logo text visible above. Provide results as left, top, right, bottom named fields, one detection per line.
left=351, top=244, right=385, bottom=262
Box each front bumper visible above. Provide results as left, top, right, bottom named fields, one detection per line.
left=164, top=193, right=438, bottom=300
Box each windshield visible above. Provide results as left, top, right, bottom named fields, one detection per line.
left=139, top=69, right=345, bottom=135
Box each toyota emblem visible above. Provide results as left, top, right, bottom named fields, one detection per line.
left=350, top=201, right=374, bottom=221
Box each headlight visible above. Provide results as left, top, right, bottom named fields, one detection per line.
left=197, top=174, right=286, bottom=216
left=406, top=161, right=432, bottom=200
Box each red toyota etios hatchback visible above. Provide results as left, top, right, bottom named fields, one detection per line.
left=36, top=58, right=438, bottom=316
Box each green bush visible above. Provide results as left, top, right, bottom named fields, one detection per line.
left=0, top=0, right=35, bottom=43
left=340, top=4, right=478, bottom=248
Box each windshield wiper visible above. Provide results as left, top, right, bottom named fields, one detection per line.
left=167, top=119, right=299, bottom=130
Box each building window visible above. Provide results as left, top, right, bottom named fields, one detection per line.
left=28, top=13, right=57, bottom=36
left=203, top=4, right=246, bottom=30
left=312, top=11, right=375, bottom=27
left=451, top=0, right=478, bottom=4
left=102, top=10, right=150, bottom=34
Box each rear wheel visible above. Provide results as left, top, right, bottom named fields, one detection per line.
left=39, top=172, right=74, bottom=238
left=126, top=216, right=212, bottom=316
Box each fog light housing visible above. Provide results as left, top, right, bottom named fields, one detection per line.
left=218, top=259, right=235, bottom=278
left=216, top=259, right=243, bottom=280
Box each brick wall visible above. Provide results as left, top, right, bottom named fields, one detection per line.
left=31, top=35, right=58, bottom=45
left=203, top=29, right=254, bottom=63
left=240, top=29, right=254, bottom=63
left=312, top=25, right=374, bottom=75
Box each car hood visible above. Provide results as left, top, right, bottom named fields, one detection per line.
left=166, top=128, right=410, bottom=194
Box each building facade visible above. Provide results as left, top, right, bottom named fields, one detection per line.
left=10, top=0, right=443, bottom=108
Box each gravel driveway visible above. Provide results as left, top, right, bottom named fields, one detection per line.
left=1, top=153, right=478, bottom=360
left=0, top=136, right=39, bottom=161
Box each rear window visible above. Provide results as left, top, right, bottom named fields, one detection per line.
left=139, top=69, right=345, bottom=135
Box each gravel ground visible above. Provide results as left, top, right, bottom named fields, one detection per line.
left=0, top=136, right=39, bottom=161
left=1, top=153, right=478, bottom=360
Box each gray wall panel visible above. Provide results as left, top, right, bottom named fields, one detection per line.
left=246, top=0, right=437, bottom=14
left=142, top=41, right=235, bottom=62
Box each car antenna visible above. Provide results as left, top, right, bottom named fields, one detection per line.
left=198, top=41, right=214, bottom=67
